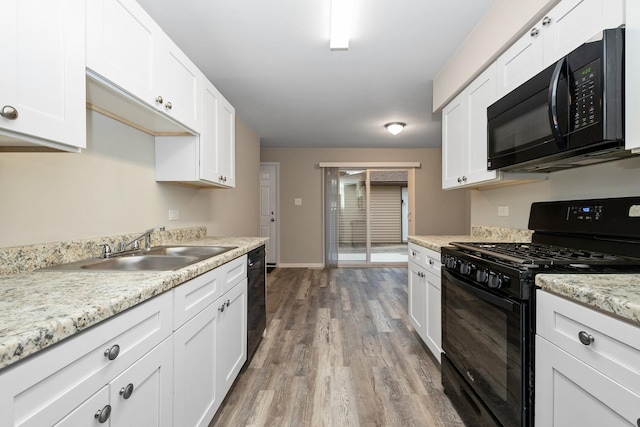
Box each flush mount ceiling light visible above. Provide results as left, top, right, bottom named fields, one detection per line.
left=385, top=122, right=406, bottom=135
left=330, top=0, right=353, bottom=50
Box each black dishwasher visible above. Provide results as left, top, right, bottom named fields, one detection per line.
left=246, top=246, right=266, bottom=366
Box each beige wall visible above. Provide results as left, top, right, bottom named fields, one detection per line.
left=260, top=147, right=470, bottom=265
left=0, top=111, right=260, bottom=248
left=471, top=156, right=640, bottom=229
left=433, top=0, right=558, bottom=110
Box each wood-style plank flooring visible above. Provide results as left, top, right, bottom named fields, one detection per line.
left=210, top=267, right=463, bottom=426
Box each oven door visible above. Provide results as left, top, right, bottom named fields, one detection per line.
left=442, top=268, right=530, bottom=427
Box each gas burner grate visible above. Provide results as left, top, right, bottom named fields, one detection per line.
left=451, top=242, right=640, bottom=267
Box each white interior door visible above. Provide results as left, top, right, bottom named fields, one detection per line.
left=260, top=163, right=278, bottom=265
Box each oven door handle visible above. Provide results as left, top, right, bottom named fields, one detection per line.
left=443, top=269, right=515, bottom=312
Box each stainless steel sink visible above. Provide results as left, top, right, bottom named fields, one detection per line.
left=39, top=245, right=236, bottom=272
left=80, top=255, right=200, bottom=271
left=145, top=245, right=235, bottom=258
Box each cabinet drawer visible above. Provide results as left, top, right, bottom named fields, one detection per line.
left=173, top=267, right=221, bottom=330
left=408, top=243, right=441, bottom=277
left=220, top=255, right=247, bottom=295
left=536, top=290, right=640, bottom=395
left=0, top=291, right=172, bottom=427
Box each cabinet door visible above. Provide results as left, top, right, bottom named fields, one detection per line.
left=201, top=80, right=223, bottom=183
left=495, top=24, right=544, bottom=98
left=542, top=0, right=624, bottom=67
left=535, top=336, right=640, bottom=427
left=464, top=63, right=498, bottom=185
left=441, top=93, right=466, bottom=189
left=408, top=262, right=427, bottom=339
left=174, top=303, right=220, bottom=427
left=159, top=37, right=202, bottom=132
left=0, top=0, right=85, bottom=151
left=110, top=337, right=173, bottom=427
left=86, top=0, right=162, bottom=108
left=424, top=269, right=442, bottom=363
left=216, top=280, right=248, bottom=399
left=54, top=387, right=111, bottom=427
left=216, top=96, right=236, bottom=187
left=628, top=0, right=640, bottom=152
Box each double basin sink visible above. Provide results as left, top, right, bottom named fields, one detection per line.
left=41, top=246, right=236, bottom=272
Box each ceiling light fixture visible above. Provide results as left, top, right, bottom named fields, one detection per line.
left=385, top=122, right=406, bottom=135
left=330, top=0, right=353, bottom=50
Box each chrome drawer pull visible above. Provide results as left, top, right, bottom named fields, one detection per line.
left=578, top=331, right=594, bottom=346
left=104, top=344, right=120, bottom=360
left=120, top=383, right=134, bottom=399
left=95, top=405, right=111, bottom=423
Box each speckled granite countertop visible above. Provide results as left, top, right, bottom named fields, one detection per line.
left=0, top=236, right=267, bottom=370
left=536, top=274, right=640, bottom=326
left=409, top=225, right=533, bottom=252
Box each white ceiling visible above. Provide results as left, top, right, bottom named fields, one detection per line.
left=136, top=0, right=495, bottom=148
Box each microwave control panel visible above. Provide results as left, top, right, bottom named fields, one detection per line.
left=571, top=58, right=601, bottom=131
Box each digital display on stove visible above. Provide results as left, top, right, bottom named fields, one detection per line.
left=568, top=205, right=603, bottom=221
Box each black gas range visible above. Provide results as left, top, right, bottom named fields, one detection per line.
left=440, top=197, right=640, bottom=427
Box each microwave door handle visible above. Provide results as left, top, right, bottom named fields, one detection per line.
left=548, top=57, right=568, bottom=147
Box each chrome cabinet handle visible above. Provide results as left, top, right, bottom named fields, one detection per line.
left=429, top=259, right=434, bottom=266
left=462, top=176, right=467, bottom=182
left=218, top=304, right=225, bottom=312
left=155, top=96, right=163, bottom=105
left=530, top=27, right=539, bottom=37
left=1, top=105, right=18, bottom=120
left=225, top=299, right=231, bottom=307
left=541, top=16, right=551, bottom=26
left=120, top=383, right=134, bottom=399
left=165, top=101, right=172, bottom=110
left=578, top=331, right=594, bottom=346
left=104, top=344, right=120, bottom=360
left=95, top=405, right=111, bottom=423
left=457, top=177, right=462, bottom=183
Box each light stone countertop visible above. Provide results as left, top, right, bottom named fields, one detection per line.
left=0, top=236, right=267, bottom=370
left=536, top=274, right=640, bottom=326
left=409, top=225, right=533, bottom=253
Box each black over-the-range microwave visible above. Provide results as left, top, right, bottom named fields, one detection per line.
left=487, top=28, right=634, bottom=173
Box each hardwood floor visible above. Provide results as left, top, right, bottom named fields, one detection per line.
left=210, top=267, right=463, bottom=426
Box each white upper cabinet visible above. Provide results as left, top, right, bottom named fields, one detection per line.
left=155, top=76, right=236, bottom=188
left=497, top=0, right=624, bottom=98
left=87, top=0, right=201, bottom=134
left=0, top=0, right=86, bottom=152
left=442, top=64, right=499, bottom=189
left=216, top=96, right=236, bottom=187
left=627, top=0, right=640, bottom=152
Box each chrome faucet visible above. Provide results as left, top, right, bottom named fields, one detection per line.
left=119, top=226, right=166, bottom=252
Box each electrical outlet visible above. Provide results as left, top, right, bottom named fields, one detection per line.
left=497, top=206, right=509, bottom=217
left=294, top=198, right=302, bottom=206
left=168, top=210, right=180, bottom=221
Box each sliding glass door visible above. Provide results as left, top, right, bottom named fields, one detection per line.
left=336, top=169, right=408, bottom=265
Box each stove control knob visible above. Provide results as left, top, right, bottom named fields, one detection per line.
left=488, top=272, right=504, bottom=289
left=460, top=262, right=476, bottom=276
left=445, top=256, right=458, bottom=270
left=476, top=269, right=489, bottom=283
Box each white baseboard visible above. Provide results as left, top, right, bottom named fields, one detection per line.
left=276, top=263, right=325, bottom=269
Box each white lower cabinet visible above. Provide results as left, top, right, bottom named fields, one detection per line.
left=0, top=255, right=250, bottom=427
left=172, top=257, right=248, bottom=427
left=535, top=290, right=640, bottom=426
left=408, top=243, right=442, bottom=362
left=173, top=302, right=220, bottom=427
left=0, top=291, right=173, bottom=427
left=216, top=278, right=248, bottom=399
